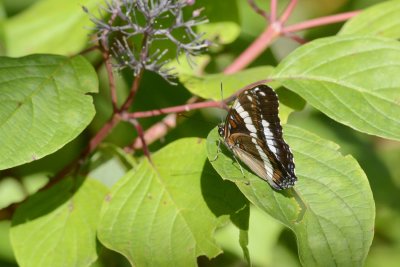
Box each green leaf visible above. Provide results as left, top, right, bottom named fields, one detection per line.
left=0, top=54, right=98, bottom=170
left=215, top=206, right=284, bottom=266
left=200, top=0, right=239, bottom=23
left=207, top=125, right=375, bottom=266
left=0, top=220, right=15, bottom=263
left=10, top=178, right=108, bottom=267
left=97, top=138, right=249, bottom=266
left=198, top=22, right=241, bottom=45
left=180, top=66, right=274, bottom=100
left=272, top=35, right=400, bottom=141
left=339, top=1, right=400, bottom=39
left=3, top=0, right=100, bottom=56
left=0, top=174, right=48, bottom=209
left=0, top=177, right=25, bottom=209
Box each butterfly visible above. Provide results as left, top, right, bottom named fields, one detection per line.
left=218, top=84, right=297, bottom=190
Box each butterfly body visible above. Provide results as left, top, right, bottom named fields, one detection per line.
left=218, top=85, right=297, bottom=190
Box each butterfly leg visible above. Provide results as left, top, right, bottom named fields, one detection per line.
left=231, top=155, right=250, bottom=185
left=210, top=139, right=222, bottom=162
left=231, top=151, right=246, bottom=179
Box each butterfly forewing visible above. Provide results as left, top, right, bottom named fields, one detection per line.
left=219, top=84, right=296, bottom=190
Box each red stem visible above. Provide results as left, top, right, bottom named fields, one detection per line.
left=270, top=0, right=277, bottom=22
left=120, top=68, right=144, bottom=111
left=86, top=114, right=121, bottom=154
left=125, top=100, right=224, bottom=119
left=247, top=0, right=269, bottom=20
left=129, top=119, right=152, bottom=162
left=279, top=0, right=298, bottom=24
left=223, top=26, right=279, bottom=74
left=283, top=11, right=361, bottom=33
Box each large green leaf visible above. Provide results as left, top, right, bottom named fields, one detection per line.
left=3, top=0, right=100, bottom=56
left=0, top=54, right=98, bottom=170
left=339, top=1, right=400, bottom=39
left=207, top=125, right=375, bottom=266
left=10, top=178, right=108, bottom=267
left=272, top=35, right=400, bottom=141
left=97, top=138, right=249, bottom=266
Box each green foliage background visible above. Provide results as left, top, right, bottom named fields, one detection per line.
left=0, top=0, right=399, bottom=267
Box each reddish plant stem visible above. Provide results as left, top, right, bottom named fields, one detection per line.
left=224, top=26, right=279, bottom=74
left=79, top=45, right=100, bottom=55
left=282, top=32, right=307, bottom=44
left=128, top=119, right=152, bottom=162
left=283, top=11, right=361, bottom=33
left=124, top=100, right=224, bottom=119
left=86, top=114, right=121, bottom=155
left=131, top=113, right=178, bottom=150
left=247, top=0, right=269, bottom=20
left=120, top=68, right=144, bottom=111
left=270, top=0, right=277, bottom=22
left=224, top=4, right=360, bottom=75
left=279, top=0, right=298, bottom=24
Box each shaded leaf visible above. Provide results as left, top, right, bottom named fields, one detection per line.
left=0, top=54, right=98, bottom=170
left=0, top=220, right=15, bottom=263
left=339, top=1, right=400, bottom=39
left=215, top=206, right=284, bottom=266
left=207, top=125, right=375, bottom=266
left=272, top=35, right=400, bottom=141
left=10, top=178, right=108, bottom=267
left=97, top=138, right=249, bottom=266
left=3, top=0, right=100, bottom=56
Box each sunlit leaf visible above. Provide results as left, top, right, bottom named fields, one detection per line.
left=98, top=138, right=249, bottom=266
left=0, top=54, right=98, bottom=170
left=339, top=1, right=400, bottom=39
left=272, top=35, right=400, bottom=141
left=10, top=178, right=108, bottom=267
left=3, top=0, right=100, bottom=56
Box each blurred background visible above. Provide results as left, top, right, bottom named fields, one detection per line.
left=0, top=0, right=399, bottom=266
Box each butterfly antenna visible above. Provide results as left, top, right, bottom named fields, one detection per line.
left=219, top=81, right=225, bottom=120
left=231, top=153, right=246, bottom=179
left=212, top=82, right=225, bottom=162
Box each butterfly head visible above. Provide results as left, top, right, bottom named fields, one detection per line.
left=217, top=123, right=225, bottom=138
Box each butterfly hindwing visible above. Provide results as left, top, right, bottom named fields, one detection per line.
left=229, top=133, right=289, bottom=190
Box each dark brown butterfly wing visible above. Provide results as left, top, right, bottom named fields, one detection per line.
left=219, top=84, right=296, bottom=190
